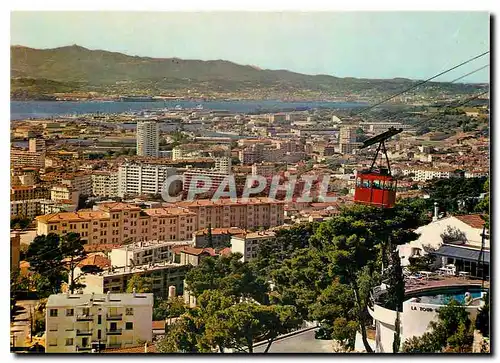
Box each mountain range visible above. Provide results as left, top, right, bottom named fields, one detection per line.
left=10, top=45, right=485, bottom=101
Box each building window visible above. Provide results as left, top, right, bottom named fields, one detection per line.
left=49, top=309, right=58, bottom=317
left=82, top=308, right=90, bottom=316
left=125, top=322, right=133, bottom=330
left=66, top=308, right=74, bottom=316
left=126, top=308, right=133, bottom=316
left=65, top=338, right=73, bottom=346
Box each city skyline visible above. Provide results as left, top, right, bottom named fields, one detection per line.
left=11, top=11, right=490, bottom=82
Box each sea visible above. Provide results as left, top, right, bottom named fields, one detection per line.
left=10, top=100, right=367, bottom=120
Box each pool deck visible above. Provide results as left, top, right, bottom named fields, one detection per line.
left=405, top=276, right=489, bottom=295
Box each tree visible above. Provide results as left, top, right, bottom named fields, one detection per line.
left=440, top=226, right=467, bottom=244
left=126, top=274, right=153, bottom=293
left=11, top=217, right=31, bottom=230
left=153, top=296, right=187, bottom=321
left=185, top=253, right=269, bottom=304
left=475, top=292, right=489, bottom=338
left=60, top=232, right=87, bottom=293
left=205, top=302, right=300, bottom=353
left=206, top=223, right=213, bottom=249
left=402, top=299, right=473, bottom=353
left=26, top=234, right=65, bottom=296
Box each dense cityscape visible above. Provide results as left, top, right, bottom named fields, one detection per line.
left=10, top=11, right=490, bottom=355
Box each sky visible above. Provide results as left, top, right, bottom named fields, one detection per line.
left=10, top=11, right=490, bottom=82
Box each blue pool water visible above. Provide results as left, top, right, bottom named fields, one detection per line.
left=409, top=289, right=483, bottom=305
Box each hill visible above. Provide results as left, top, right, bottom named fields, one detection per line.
left=10, top=45, right=485, bottom=100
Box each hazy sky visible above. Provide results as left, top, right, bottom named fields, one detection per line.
left=11, top=11, right=490, bottom=82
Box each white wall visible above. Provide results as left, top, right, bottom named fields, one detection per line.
left=398, top=216, right=485, bottom=266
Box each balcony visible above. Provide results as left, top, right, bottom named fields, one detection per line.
left=76, top=346, right=92, bottom=352
left=106, top=329, right=122, bottom=335
left=106, top=314, right=123, bottom=321
left=76, top=314, right=93, bottom=321
left=76, top=329, right=93, bottom=336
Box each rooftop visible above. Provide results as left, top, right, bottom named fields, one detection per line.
left=176, top=197, right=283, bottom=208
left=102, top=261, right=186, bottom=277
left=454, top=214, right=487, bottom=229
left=46, top=292, right=154, bottom=307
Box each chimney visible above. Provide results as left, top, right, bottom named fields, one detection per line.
left=106, top=291, right=111, bottom=302
left=133, top=287, right=136, bottom=297
left=144, top=342, right=148, bottom=353
left=168, top=285, right=176, bottom=299
left=433, top=202, right=439, bottom=222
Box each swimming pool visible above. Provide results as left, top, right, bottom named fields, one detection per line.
left=405, top=288, right=485, bottom=305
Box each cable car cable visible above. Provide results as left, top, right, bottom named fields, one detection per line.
left=352, top=50, right=489, bottom=116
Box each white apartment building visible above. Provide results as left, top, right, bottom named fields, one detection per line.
left=10, top=199, right=39, bottom=220
left=213, top=156, right=232, bottom=174
left=109, top=240, right=192, bottom=267
left=172, top=145, right=201, bottom=160
left=75, top=262, right=189, bottom=299
left=92, top=171, right=119, bottom=198
left=51, top=185, right=80, bottom=204
left=230, top=231, right=276, bottom=262
left=29, top=138, right=46, bottom=153
left=136, top=121, right=159, bottom=157
left=62, top=173, right=93, bottom=197
left=45, top=292, right=153, bottom=353
left=401, top=167, right=459, bottom=182
left=252, top=162, right=276, bottom=177
left=117, top=162, right=179, bottom=198
left=465, top=170, right=489, bottom=179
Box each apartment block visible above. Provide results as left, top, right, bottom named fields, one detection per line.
left=109, top=240, right=192, bottom=267
left=401, top=167, right=460, bottom=182
left=36, top=202, right=197, bottom=245
left=117, top=162, right=179, bottom=198
left=10, top=149, right=45, bottom=169
left=230, top=231, right=276, bottom=262
left=61, top=172, right=93, bottom=197
left=45, top=292, right=153, bottom=353
left=11, top=185, right=50, bottom=201
left=251, top=162, right=276, bottom=177
left=136, top=120, right=159, bottom=157
left=75, top=262, right=189, bottom=298
left=192, top=227, right=246, bottom=248
left=11, top=199, right=40, bottom=220
left=51, top=185, right=80, bottom=204
left=176, top=197, right=285, bottom=230
left=92, top=171, right=119, bottom=198
left=29, top=138, right=46, bottom=153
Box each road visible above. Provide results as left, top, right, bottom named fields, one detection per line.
left=253, top=329, right=333, bottom=353
left=11, top=300, right=39, bottom=349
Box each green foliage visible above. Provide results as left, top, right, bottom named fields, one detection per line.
left=10, top=217, right=31, bottom=230
left=407, top=254, right=437, bottom=274
left=156, top=290, right=300, bottom=353
left=475, top=293, right=489, bottom=338
left=402, top=299, right=474, bottom=353
left=425, top=176, right=487, bottom=214
left=26, top=234, right=65, bottom=296
left=185, top=253, right=269, bottom=304
left=126, top=274, right=153, bottom=293
left=60, top=232, right=87, bottom=293
left=251, top=223, right=318, bottom=279
left=153, top=297, right=187, bottom=321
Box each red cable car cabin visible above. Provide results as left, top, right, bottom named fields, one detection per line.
left=353, top=127, right=403, bottom=209
left=354, top=170, right=397, bottom=208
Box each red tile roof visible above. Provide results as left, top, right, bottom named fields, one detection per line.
left=103, top=343, right=157, bottom=354
left=454, top=214, right=487, bottom=229
left=77, top=253, right=111, bottom=269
